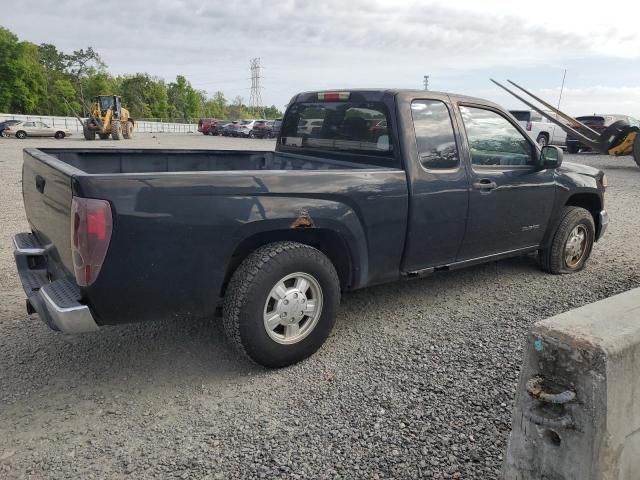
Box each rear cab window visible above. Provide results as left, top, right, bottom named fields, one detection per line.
left=411, top=100, right=459, bottom=170
left=279, top=92, right=398, bottom=168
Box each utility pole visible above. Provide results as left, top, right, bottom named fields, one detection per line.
left=423, top=75, right=429, bottom=90
left=249, top=58, right=264, bottom=118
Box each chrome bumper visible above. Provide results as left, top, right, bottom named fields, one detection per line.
left=13, top=233, right=99, bottom=333
left=597, top=210, right=609, bottom=241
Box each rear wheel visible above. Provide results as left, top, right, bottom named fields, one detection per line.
left=633, top=133, right=640, bottom=168
left=54, top=131, right=65, bottom=139
left=111, top=120, right=122, bottom=140
left=567, top=143, right=579, bottom=154
left=15, top=130, right=27, bottom=139
left=83, top=122, right=95, bottom=140
left=223, top=241, right=340, bottom=368
left=122, top=120, right=134, bottom=139
left=538, top=206, right=595, bottom=274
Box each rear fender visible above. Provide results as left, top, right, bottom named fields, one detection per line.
left=225, top=197, right=368, bottom=291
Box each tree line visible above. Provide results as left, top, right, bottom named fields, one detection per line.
left=0, top=26, right=282, bottom=122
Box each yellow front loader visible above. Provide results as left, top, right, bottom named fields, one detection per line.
left=82, top=95, right=134, bottom=140
left=493, top=79, right=640, bottom=168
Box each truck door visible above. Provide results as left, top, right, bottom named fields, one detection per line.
left=454, top=104, right=555, bottom=260
left=400, top=96, right=470, bottom=272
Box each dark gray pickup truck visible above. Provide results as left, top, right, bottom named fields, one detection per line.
left=13, top=90, right=609, bottom=367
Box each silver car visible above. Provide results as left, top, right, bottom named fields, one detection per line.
left=4, top=121, right=72, bottom=139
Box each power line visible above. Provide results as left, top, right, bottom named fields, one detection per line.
left=249, top=58, right=264, bottom=118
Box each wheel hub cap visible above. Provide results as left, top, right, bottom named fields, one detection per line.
left=564, top=225, right=588, bottom=268
left=263, top=273, right=323, bottom=345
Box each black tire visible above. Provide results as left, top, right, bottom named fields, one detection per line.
left=111, top=119, right=122, bottom=140
left=122, top=120, right=134, bottom=139
left=536, top=134, right=548, bottom=148
left=223, top=241, right=340, bottom=368
left=538, top=206, right=595, bottom=274
left=15, top=130, right=27, bottom=139
left=54, top=131, right=65, bottom=139
left=567, top=143, right=579, bottom=154
left=98, top=133, right=110, bottom=140
left=83, top=122, right=95, bottom=140
left=633, top=133, right=640, bottom=168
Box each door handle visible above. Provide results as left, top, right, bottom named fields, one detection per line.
left=35, top=175, right=46, bottom=193
left=472, top=179, right=497, bottom=191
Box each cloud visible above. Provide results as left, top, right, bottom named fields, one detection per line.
left=2, top=0, right=639, bottom=113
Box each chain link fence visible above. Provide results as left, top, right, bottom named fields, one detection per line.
left=0, top=113, right=198, bottom=134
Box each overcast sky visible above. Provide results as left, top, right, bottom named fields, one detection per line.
left=3, top=0, right=640, bottom=116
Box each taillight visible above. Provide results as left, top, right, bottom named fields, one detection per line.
left=70, top=197, right=113, bottom=287
left=526, top=121, right=532, bottom=131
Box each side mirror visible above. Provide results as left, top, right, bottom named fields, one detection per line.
left=541, top=145, right=563, bottom=169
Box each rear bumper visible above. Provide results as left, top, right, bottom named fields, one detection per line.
left=13, top=232, right=99, bottom=333
left=597, top=209, right=609, bottom=241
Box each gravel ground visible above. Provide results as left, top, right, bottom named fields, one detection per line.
left=1, top=134, right=639, bottom=479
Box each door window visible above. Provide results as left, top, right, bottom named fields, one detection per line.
left=411, top=100, right=459, bottom=170
left=23, top=122, right=35, bottom=127
left=460, top=106, right=535, bottom=167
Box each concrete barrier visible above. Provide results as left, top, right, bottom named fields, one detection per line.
left=504, top=287, right=640, bottom=480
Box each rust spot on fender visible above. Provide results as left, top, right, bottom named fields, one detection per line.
left=291, top=210, right=314, bottom=229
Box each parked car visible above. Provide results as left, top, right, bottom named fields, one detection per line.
left=234, top=119, right=262, bottom=138
left=0, top=119, right=20, bottom=137
left=252, top=120, right=274, bottom=139
left=566, top=115, right=640, bottom=153
left=198, top=118, right=217, bottom=135
left=5, top=121, right=72, bottom=139
left=14, top=89, right=608, bottom=368
left=221, top=121, right=239, bottom=136
left=509, top=110, right=566, bottom=148
left=272, top=118, right=283, bottom=136
left=207, top=120, right=225, bottom=136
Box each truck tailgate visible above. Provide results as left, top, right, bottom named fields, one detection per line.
left=22, top=149, right=75, bottom=274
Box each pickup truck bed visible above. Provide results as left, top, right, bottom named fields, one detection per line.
left=18, top=147, right=408, bottom=331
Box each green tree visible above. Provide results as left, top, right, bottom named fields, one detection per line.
left=65, top=47, right=106, bottom=114
left=167, top=75, right=201, bottom=122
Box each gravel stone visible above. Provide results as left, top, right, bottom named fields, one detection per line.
left=0, top=135, right=639, bottom=479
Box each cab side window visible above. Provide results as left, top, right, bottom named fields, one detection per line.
left=411, top=100, right=459, bottom=170
left=460, top=106, right=535, bottom=167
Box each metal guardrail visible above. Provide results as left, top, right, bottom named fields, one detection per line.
left=0, top=113, right=198, bottom=134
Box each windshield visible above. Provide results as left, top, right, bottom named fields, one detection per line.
left=99, top=96, right=114, bottom=111
left=280, top=100, right=395, bottom=166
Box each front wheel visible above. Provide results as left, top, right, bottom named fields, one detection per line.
left=223, top=241, right=340, bottom=368
left=538, top=206, right=595, bottom=274
left=15, top=131, right=27, bottom=139
left=633, top=133, right=640, bottom=168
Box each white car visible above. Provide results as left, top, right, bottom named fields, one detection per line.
left=509, top=110, right=566, bottom=148
left=4, top=121, right=72, bottom=139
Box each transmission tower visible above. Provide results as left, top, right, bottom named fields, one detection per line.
left=249, top=58, right=264, bottom=118
left=423, top=75, right=430, bottom=90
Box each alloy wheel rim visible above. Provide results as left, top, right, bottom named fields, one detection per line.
left=263, top=272, right=323, bottom=345
left=564, top=225, right=588, bottom=268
